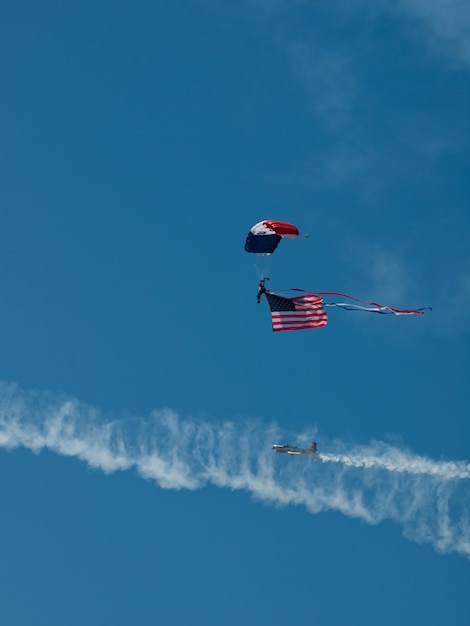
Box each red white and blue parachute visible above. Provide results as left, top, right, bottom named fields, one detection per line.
left=244, top=220, right=300, bottom=255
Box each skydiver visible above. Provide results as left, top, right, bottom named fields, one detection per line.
left=257, top=280, right=267, bottom=303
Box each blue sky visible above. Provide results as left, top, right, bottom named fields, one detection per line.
left=1, top=1, right=469, bottom=624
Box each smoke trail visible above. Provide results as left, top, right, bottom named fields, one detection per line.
left=320, top=449, right=470, bottom=480
left=1, top=381, right=469, bottom=559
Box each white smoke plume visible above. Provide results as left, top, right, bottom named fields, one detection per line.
left=1, top=381, right=469, bottom=559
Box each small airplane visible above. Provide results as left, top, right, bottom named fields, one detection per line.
left=272, top=442, right=319, bottom=457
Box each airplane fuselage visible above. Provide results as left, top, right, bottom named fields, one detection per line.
left=272, top=444, right=318, bottom=456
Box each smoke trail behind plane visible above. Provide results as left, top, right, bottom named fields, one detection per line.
left=0, top=381, right=469, bottom=559
left=319, top=450, right=470, bottom=480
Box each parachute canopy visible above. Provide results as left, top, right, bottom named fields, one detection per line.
left=244, top=220, right=299, bottom=256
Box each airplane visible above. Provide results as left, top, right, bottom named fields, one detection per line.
left=272, top=442, right=318, bottom=457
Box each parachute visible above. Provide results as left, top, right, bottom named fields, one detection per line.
left=244, top=220, right=300, bottom=256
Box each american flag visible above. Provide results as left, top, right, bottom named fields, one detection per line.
left=265, top=292, right=328, bottom=331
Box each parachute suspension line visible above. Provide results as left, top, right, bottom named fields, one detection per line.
left=255, top=264, right=270, bottom=283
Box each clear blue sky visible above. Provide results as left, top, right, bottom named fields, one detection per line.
left=1, top=2, right=469, bottom=624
